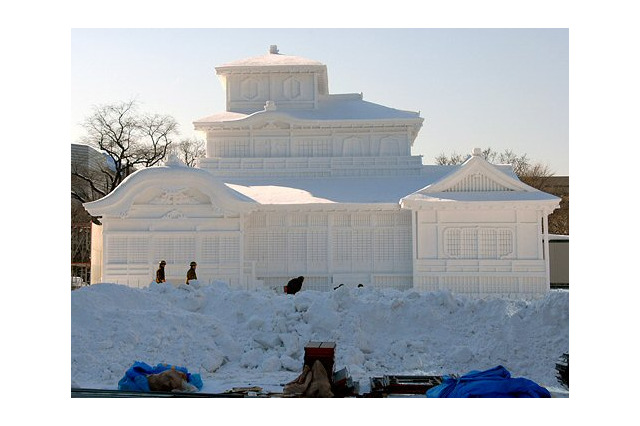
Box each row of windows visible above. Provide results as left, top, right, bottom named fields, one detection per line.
left=106, top=235, right=240, bottom=265
left=244, top=227, right=411, bottom=269
left=212, top=138, right=406, bottom=158
left=247, top=212, right=410, bottom=228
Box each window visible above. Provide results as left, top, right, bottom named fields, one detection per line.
left=444, top=228, right=514, bottom=259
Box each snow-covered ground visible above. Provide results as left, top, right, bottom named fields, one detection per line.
left=71, top=281, right=568, bottom=396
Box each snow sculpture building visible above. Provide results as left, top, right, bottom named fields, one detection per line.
left=84, top=45, right=560, bottom=295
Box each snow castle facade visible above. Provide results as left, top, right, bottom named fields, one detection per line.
left=84, top=46, right=560, bottom=295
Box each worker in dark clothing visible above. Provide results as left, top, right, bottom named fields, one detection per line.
left=186, top=261, right=197, bottom=284
left=156, top=260, right=167, bottom=283
left=286, top=276, right=304, bottom=295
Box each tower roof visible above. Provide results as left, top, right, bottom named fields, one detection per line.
left=216, top=45, right=325, bottom=69
left=215, top=45, right=329, bottom=94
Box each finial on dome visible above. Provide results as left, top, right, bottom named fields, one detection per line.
left=472, top=147, right=483, bottom=157
left=264, top=100, right=277, bottom=111
left=269, top=45, right=279, bottom=54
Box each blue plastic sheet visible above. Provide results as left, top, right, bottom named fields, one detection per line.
left=118, top=361, right=203, bottom=392
left=427, top=365, right=550, bottom=398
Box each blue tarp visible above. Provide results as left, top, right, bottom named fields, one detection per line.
left=426, top=365, right=550, bottom=398
left=118, top=361, right=203, bottom=392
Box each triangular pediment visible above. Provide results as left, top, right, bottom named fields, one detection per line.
left=417, top=153, right=535, bottom=195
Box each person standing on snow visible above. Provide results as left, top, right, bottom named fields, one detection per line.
left=156, top=260, right=167, bottom=283
left=186, top=261, right=197, bottom=284
left=286, top=276, right=304, bottom=294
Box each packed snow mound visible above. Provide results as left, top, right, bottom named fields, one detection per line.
left=71, top=282, right=568, bottom=393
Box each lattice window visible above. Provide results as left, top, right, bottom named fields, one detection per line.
left=352, top=229, right=372, bottom=263
left=307, top=230, right=328, bottom=263
left=333, top=230, right=352, bottom=263
left=308, top=214, right=328, bottom=227
left=248, top=213, right=267, bottom=228
left=497, top=229, right=513, bottom=257
left=128, top=237, right=148, bottom=264
left=395, top=228, right=412, bottom=264
left=107, top=236, right=149, bottom=264
left=268, top=214, right=286, bottom=227
left=153, top=236, right=195, bottom=264
left=220, top=236, right=240, bottom=263
left=376, top=213, right=395, bottom=227
left=298, top=140, right=314, bottom=157
left=174, top=237, right=195, bottom=264
left=218, top=140, right=249, bottom=157
left=316, top=140, right=330, bottom=156
left=107, top=236, right=128, bottom=264
left=352, top=213, right=371, bottom=227
left=290, top=213, right=307, bottom=227
left=396, top=212, right=412, bottom=226
left=201, top=236, right=220, bottom=263
left=373, top=228, right=394, bottom=263
left=444, top=228, right=513, bottom=259
left=288, top=231, right=307, bottom=263
left=245, top=230, right=267, bottom=263
left=267, top=230, right=287, bottom=262
left=478, top=229, right=497, bottom=259
left=334, top=214, right=351, bottom=227
left=154, top=236, right=175, bottom=264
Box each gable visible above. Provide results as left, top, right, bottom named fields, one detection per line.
left=418, top=151, right=532, bottom=194
left=83, top=163, right=253, bottom=219
left=399, top=149, right=561, bottom=210
left=441, top=171, right=517, bottom=192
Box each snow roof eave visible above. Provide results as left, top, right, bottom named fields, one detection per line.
left=400, top=193, right=561, bottom=212
left=194, top=109, right=423, bottom=130
left=240, top=202, right=402, bottom=211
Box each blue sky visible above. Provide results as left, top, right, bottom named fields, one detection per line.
left=71, top=28, right=569, bottom=175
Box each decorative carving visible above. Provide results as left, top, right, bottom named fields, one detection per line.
left=283, top=77, right=301, bottom=99
left=241, top=78, right=259, bottom=100
left=163, top=209, right=185, bottom=219
left=150, top=188, right=201, bottom=205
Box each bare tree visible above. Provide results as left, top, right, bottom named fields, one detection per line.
left=72, top=100, right=178, bottom=204
left=171, top=137, right=206, bottom=167
left=435, top=147, right=553, bottom=183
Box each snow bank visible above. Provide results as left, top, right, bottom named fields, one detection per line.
left=71, top=281, right=568, bottom=393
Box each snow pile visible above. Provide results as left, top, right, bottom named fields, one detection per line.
left=71, top=281, right=568, bottom=393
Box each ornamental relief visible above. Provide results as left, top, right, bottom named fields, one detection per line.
left=163, top=209, right=185, bottom=219
left=240, top=77, right=260, bottom=100
left=149, top=188, right=203, bottom=205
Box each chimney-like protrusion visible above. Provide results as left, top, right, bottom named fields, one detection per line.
left=269, top=45, right=279, bottom=54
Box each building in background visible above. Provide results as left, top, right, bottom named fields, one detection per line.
left=71, top=143, right=113, bottom=287
left=84, top=46, right=560, bottom=295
